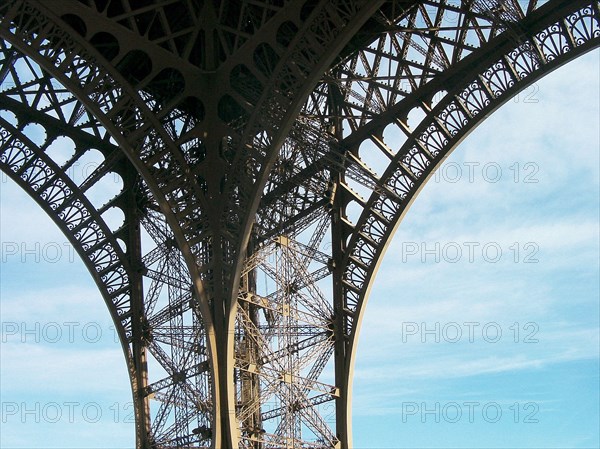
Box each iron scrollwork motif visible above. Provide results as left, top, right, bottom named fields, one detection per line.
left=0, top=1, right=598, bottom=448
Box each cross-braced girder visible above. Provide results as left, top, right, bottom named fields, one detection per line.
left=0, top=0, right=598, bottom=448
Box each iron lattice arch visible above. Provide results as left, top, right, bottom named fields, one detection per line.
left=0, top=0, right=598, bottom=447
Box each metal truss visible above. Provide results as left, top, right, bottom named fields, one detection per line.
left=0, top=1, right=598, bottom=448
left=0, top=46, right=212, bottom=445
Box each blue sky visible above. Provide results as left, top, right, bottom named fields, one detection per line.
left=1, top=50, right=599, bottom=448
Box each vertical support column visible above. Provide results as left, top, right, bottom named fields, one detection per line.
left=239, top=231, right=264, bottom=448
left=329, top=79, right=352, bottom=449
left=332, top=180, right=351, bottom=449
left=203, top=130, right=238, bottom=449
left=121, top=163, right=152, bottom=448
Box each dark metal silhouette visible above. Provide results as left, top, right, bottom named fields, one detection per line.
left=0, top=1, right=598, bottom=447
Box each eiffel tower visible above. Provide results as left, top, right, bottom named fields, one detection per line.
left=0, top=1, right=598, bottom=447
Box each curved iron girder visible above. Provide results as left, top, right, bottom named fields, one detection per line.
left=0, top=1, right=389, bottom=446
left=0, top=2, right=221, bottom=446
left=0, top=3, right=399, bottom=444
left=0, top=1, right=393, bottom=447
left=1, top=0, right=599, bottom=448
left=0, top=111, right=152, bottom=441
left=72, top=0, right=291, bottom=72
left=0, top=54, right=214, bottom=443
left=0, top=51, right=213, bottom=446
left=219, top=3, right=392, bottom=447
left=0, top=0, right=214, bottom=312
left=0, top=101, right=133, bottom=335
left=332, top=1, right=599, bottom=440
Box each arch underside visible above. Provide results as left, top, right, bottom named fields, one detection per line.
left=0, top=1, right=598, bottom=448
left=0, top=56, right=212, bottom=445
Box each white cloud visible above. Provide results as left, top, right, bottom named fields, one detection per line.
left=0, top=344, right=129, bottom=395
left=352, top=51, right=600, bottom=433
